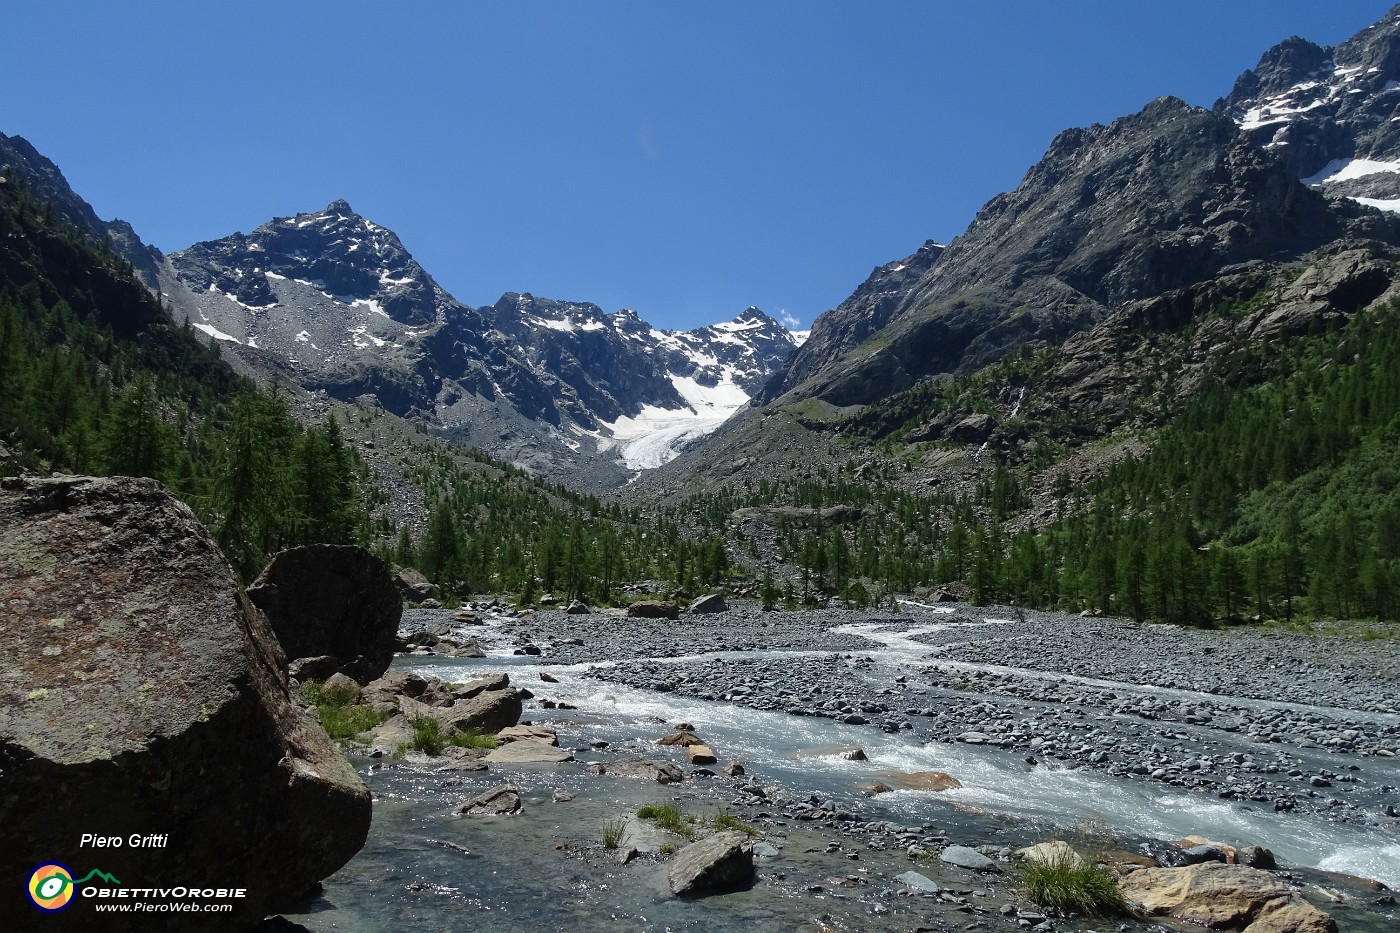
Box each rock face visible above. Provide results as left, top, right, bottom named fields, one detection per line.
left=1119, top=863, right=1336, bottom=933
left=246, top=544, right=402, bottom=683
left=668, top=831, right=755, bottom=897
left=0, top=131, right=163, bottom=288
left=0, top=476, right=370, bottom=929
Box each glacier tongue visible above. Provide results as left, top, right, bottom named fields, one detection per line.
left=596, top=362, right=754, bottom=470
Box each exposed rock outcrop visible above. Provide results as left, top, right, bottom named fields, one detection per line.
left=246, top=544, right=402, bottom=683
left=0, top=476, right=370, bottom=929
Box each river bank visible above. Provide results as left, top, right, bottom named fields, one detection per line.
left=284, top=601, right=1400, bottom=932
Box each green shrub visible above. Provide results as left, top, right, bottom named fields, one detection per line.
left=1017, top=854, right=1126, bottom=918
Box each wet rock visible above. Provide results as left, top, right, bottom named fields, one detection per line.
left=894, top=870, right=941, bottom=894
left=363, top=713, right=415, bottom=753
left=1238, top=845, right=1277, bottom=870
left=456, top=784, right=523, bottom=816
left=722, top=761, right=746, bottom=776
left=247, top=544, right=402, bottom=682
left=1119, top=863, right=1336, bottom=933
left=483, top=742, right=574, bottom=764
left=496, top=724, right=558, bottom=746
left=0, top=475, right=370, bottom=929
left=668, top=831, right=754, bottom=897
left=657, top=731, right=706, bottom=747
left=874, top=770, right=962, bottom=792
left=565, top=600, right=591, bottom=615
left=687, top=744, right=718, bottom=765
left=438, top=690, right=524, bottom=736
left=588, top=759, right=685, bottom=783
left=456, top=673, right=511, bottom=698
left=940, top=845, right=998, bottom=871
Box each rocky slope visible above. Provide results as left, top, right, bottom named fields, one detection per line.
left=765, top=96, right=1400, bottom=411
left=159, top=201, right=799, bottom=487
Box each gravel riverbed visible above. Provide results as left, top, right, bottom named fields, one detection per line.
left=289, top=601, right=1400, bottom=933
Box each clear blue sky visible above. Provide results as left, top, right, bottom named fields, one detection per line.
left=3, top=1, right=1391, bottom=330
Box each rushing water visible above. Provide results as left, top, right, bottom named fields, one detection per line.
left=285, top=609, right=1400, bottom=930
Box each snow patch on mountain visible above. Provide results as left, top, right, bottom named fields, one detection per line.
left=1303, top=157, right=1400, bottom=185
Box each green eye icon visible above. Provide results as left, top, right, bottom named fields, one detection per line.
left=28, top=863, right=76, bottom=912
left=38, top=874, right=70, bottom=899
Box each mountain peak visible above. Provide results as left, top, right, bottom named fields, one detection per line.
left=171, top=201, right=439, bottom=326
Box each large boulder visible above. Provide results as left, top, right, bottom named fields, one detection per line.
left=627, top=600, right=680, bottom=619
left=0, top=476, right=370, bottom=930
left=246, top=544, right=402, bottom=682
left=688, top=593, right=727, bottom=613
left=1119, top=863, right=1336, bottom=933
left=394, top=566, right=436, bottom=602
left=668, top=831, right=755, bottom=896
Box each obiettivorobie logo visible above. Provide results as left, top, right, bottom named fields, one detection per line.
left=27, top=863, right=121, bottom=912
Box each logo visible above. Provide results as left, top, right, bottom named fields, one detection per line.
left=27, top=864, right=121, bottom=913
left=27, top=863, right=75, bottom=913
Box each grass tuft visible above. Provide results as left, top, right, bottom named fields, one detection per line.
left=1017, top=853, right=1126, bottom=918
left=711, top=811, right=757, bottom=836
left=601, top=817, right=628, bottom=849
left=449, top=728, right=497, bottom=750
left=407, top=715, right=445, bottom=755
left=637, top=802, right=696, bottom=839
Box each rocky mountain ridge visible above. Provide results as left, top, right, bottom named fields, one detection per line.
left=764, top=95, right=1400, bottom=412
left=0, top=131, right=163, bottom=289
left=158, top=199, right=798, bottom=487
left=1217, top=3, right=1400, bottom=203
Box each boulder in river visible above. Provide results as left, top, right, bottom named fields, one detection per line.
left=0, top=475, right=370, bottom=929
left=1119, top=863, right=1335, bottom=933
left=668, top=831, right=754, bottom=897
left=456, top=784, right=523, bottom=816
left=247, top=544, right=402, bottom=683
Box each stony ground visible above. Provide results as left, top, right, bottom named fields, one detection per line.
left=336, top=602, right=1400, bottom=933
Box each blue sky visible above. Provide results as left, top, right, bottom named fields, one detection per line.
left=3, top=2, right=1391, bottom=330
